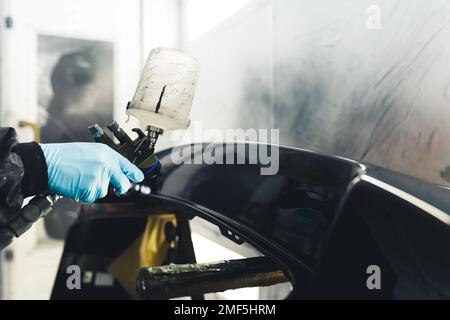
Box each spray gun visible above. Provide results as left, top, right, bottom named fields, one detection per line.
left=1, top=48, right=199, bottom=250
left=88, top=122, right=163, bottom=182
left=88, top=47, right=199, bottom=185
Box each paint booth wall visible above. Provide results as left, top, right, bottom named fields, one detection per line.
left=183, top=0, right=450, bottom=186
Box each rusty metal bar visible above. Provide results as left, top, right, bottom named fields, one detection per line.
left=137, top=257, right=289, bottom=299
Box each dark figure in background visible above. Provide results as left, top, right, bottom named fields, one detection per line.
left=40, top=51, right=111, bottom=142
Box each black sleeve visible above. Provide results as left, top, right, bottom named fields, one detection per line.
left=0, top=127, right=48, bottom=225
left=13, top=142, right=48, bottom=197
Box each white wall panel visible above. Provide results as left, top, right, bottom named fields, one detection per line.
left=182, top=0, right=450, bottom=186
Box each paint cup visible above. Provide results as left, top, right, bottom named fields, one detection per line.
left=126, top=47, right=199, bottom=130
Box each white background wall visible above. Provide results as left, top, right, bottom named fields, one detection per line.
left=182, top=0, right=450, bottom=187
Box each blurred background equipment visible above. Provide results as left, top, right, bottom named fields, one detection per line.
left=38, top=35, right=113, bottom=143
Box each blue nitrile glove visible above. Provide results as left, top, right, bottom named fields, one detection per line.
left=40, top=143, right=144, bottom=203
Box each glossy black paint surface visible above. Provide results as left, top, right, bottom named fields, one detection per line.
left=55, top=142, right=450, bottom=299
left=148, top=143, right=450, bottom=298
left=152, top=144, right=358, bottom=264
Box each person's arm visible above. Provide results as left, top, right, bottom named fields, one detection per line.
left=0, top=128, right=48, bottom=225
left=0, top=126, right=144, bottom=249
left=0, top=127, right=48, bottom=249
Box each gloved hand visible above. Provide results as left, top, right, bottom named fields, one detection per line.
left=40, top=143, right=144, bottom=203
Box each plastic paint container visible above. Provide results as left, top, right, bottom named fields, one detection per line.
left=126, top=47, right=200, bottom=130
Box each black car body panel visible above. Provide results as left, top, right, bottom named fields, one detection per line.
left=53, top=143, right=450, bottom=299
